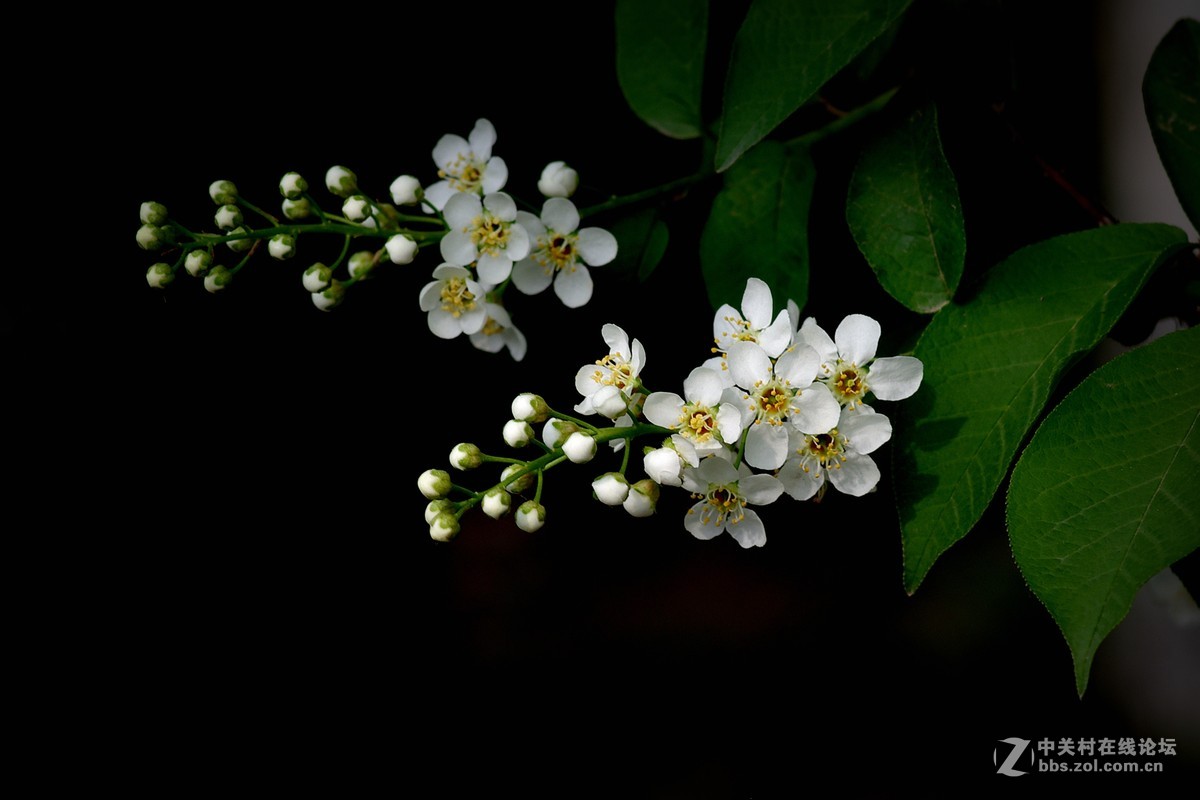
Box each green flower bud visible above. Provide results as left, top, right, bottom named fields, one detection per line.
left=511, top=393, right=550, bottom=423
left=279, top=171, right=308, bottom=199
left=418, top=468, right=452, bottom=499
left=312, top=280, right=346, bottom=311
left=501, top=463, right=534, bottom=493
left=449, top=443, right=483, bottom=471
left=145, top=262, right=174, bottom=288
left=429, top=511, right=460, bottom=542
left=342, top=194, right=372, bottom=222
left=482, top=488, right=512, bottom=519
left=204, top=265, right=232, bottom=293
left=268, top=233, right=296, bottom=260
left=214, top=204, right=243, bottom=231
left=184, top=250, right=212, bottom=278
left=136, top=224, right=167, bottom=251
left=515, top=500, right=546, bottom=533
left=325, top=165, right=357, bottom=198
left=209, top=179, right=238, bottom=205
left=226, top=226, right=254, bottom=253
left=425, top=499, right=454, bottom=525
left=303, top=262, right=332, bottom=293
left=140, top=201, right=169, bottom=225
left=282, top=196, right=312, bottom=220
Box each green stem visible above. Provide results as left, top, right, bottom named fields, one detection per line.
left=577, top=171, right=714, bottom=219
left=237, top=197, right=280, bottom=226
left=789, top=86, right=900, bottom=149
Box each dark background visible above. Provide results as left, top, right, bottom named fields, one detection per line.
left=99, top=0, right=1200, bottom=792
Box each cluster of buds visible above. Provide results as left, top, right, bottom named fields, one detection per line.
left=417, top=278, right=924, bottom=548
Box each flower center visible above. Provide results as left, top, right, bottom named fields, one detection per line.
left=439, top=277, right=476, bottom=317
left=693, top=483, right=747, bottom=528
left=535, top=231, right=579, bottom=274
left=801, top=428, right=847, bottom=471
left=828, top=360, right=868, bottom=406
left=440, top=154, right=485, bottom=192
left=469, top=213, right=510, bottom=255
left=481, top=316, right=504, bottom=336
left=590, top=353, right=636, bottom=391
left=679, top=403, right=718, bottom=443
left=750, top=379, right=793, bottom=424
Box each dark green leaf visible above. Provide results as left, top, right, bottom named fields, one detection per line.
left=715, top=0, right=913, bottom=171
left=699, top=141, right=813, bottom=311
left=615, top=0, right=708, bottom=139
left=1143, top=18, right=1200, bottom=231
left=846, top=103, right=965, bottom=313
left=1008, top=327, right=1200, bottom=695
left=607, top=209, right=671, bottom=283
left=895, top=224, right=1188, bottom=594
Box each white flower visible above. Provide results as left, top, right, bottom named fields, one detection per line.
left=419, top=264, right=488, bottom=339
left=439, top=192, right=530, bottom=284
left=516, top=500, right=546, bottom=532
left=681, top=455, right=783, bottom=549
left=643, top=367, right=743, bottom=455
left=592, top=473, right=630, bottom=506
left=418, top=468, right=452, bottom=499
left=713, top=277, right=794, bottom=360
left=573, top=323, right=646, bottom=416
left=390, top=174, right=422, bottom=205
left=424, top=118, right=508, bottom=211
left=468, top=302, right=527, bottom=361
left=796, top=315, right=924, bottom=407
left=537, top=161, right=579, bottom=198
left=643, top=435, right=700, bottom=487
left=724, top=340, right=840, bottom=470
left=482, top=488, right=512, bottom=519
left=562, top=432, right=597, bottom=464
left=503, top=419, right=534, bottom=448
left=385, top=234, right=418, bottom=265
left=511, top=198, right=618, bottom=308
left=778, top=405, right=892, bottom=499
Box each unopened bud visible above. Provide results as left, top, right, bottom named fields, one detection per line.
left=325, top=165, right=357, bottom=197
left=136, top=224, right=167, bottom=251
left=268, top=234, right=296, bottom=260
left=537, top=161, right=579, bottom=198
left=282, top=196, right=312, bottom=220
left=390, top=174, right=422, bottom=205
left=184, top=250, right=212, bottom=278
left=503, top=419, right=534, bottom=448
left=501, top=463, right=534, bottom=493
left=303, top=262, right=332, bottom=293
left=226, top=226, right=254, bottom=253
left=145, top=262, right=174, bottom=288
left=312, top=281, right=346, bottom=311
left=140, top=201, right=168, bottom=225
left=204, top=265, right=232, bottom=294
left=515, top=500, right=546, bottom=532
left=425, top=499, right=454, bottom=525
left=279, top=171, right=308, bottom=199
left=543, top=419, right=579, bottom=449
left=562, top=431, right=597, bottom=464
left=429, top=511, right=460, bottom=542
left=511, top=393, right=550, bottom=423
left=418, top=468, right=452, bottom=499
left=209, top=179, right=238, bottom=205
left=385, top=234, right=418, bottom=265
left=214, top=203, right=243, bottom=231
left=342, top=194, right=372, bottom=222
left=482, top=488, right=512, bottom=519
left=592, top=472, right=630, bottom=506
left=623, top=479, right=660, bottom=518
left=347, top=250, right=375, bottom=279
left=449, top=442, right=483, bottom=470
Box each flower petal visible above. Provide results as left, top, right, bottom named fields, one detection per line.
left=685, top=502, right=725, bottom=540
left=759, top=310, right=793, bottom=358
left=483, top=191, right=517, bottom=221
left=727, top=509, right=767, bottom=548
left=554, top=265, right=593, bottom=307
left=740, top=474, right=784, bottom=505
left=790, top=383, right=840, bottom=434
left=576, top=227, right=618, bottom=266
left=726, top=341, right=772, bottom=390
left=506, top=222, right=531, bottom=261
left=506, top=326, right=527, bottom=361
left=774, top=344, right=819, bottom=388
left=432, top=134, right=469, bottom=170
left=835, top=314, right=881, bottom=365
left=713, top=303, right=742, bottom=346
left=867, top=356, right=924, bottom=401
left=422, top=180, right=454, bottom=212
left=841, top=407, right=892, bottom=454
left=477, top=253, right=513, bottom=284
left=744, top=424, right=789, bottom=471
left=427, top=309, right=462, bottom=339
left=516, top=211, right=545, bottom=238
left=459, top=306, right=487, bottom=335
left=443, top=192, right=482, bottom=229
left=740, top=278, right=773, bottom=329
left=419, top=280, right=441, bottom=311
left=602, top=323, right=631, bottom=359
left=684, top=366, right=724, bottom=406
left=541, top=197, right=580, bottom=233
left=468, top=118, right=496, bottom=159
left=511, top=258, right=553, bottom=296
left=778, top=460, right=824, bottom=501
left=828, top=451, right=880, bottom=496
left=698, top=456, right=739, bottom=484
left=439, top=231, right=478, bottom=267
left=797, top=317, right=838, bottom=371
left=482, top=157, right=508, bottom=193
left=643, top=392, right=685, bottom=428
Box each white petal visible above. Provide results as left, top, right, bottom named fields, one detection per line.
left=841, top=408, right=892, bottom=454
left=778, top=460, right=824, bottom=501
left=786, top=299, right=802, bottom=340
left=672, top=435, right=699, bottom=467
left=740, top=474, right=784, bottom=505
left=744, top=424, right=789, bottom=471
left=740, top=278, right=773, bottom=329
left=644, top=448, right=683, bottom=487
left=422, top=181, right=454, bottom=212
left=601, top=324, right=631, bottom=359
left=698, top=456, right=738, bottom=485
left=576, top=228, right=618, bottom=266
left=631, top=338, right=647, bottom=375
left=419, top=280, right=441, bottom=311
left=477, top=253, right=513, bottom=284
left=516, top=211, right=545, bottom=238
left=432, top=134, right=469, bottom=169
left=713, top=304, right=742, bottom=345
left=443, top=192, right=482, bottom=229
left=554, top=265, right=593, bottom=308
left=576, top=363, right=604, bottom=397
left=644, top=392, right=685, bottom=428
left=469, top=329, right=505, bottom=353
left=541, top=197, right=580, bottom=233
left=835, top=314, right=881, bottom=365
left=439, top=231, right=478, bottom=266
left=483, top=301, right=512, bottom=327
left=798, top=318, right=838, bottom=369
left=867, top=356, right=924, bottom=401
left=775, top=344, right=819, bottom=388
left=431, top=263, right=469, bottom=280
left=427, top=309, right=462, bottom=339
left=684, top=367, right=724, bottom=406
left=506, top=223, right=531, bottom=261
left=727, top=509, right=767, bottom=548
left=483, top=191, right=516, bottom=221
left=759, top=311, right=794, bottom=358
left=459, top=306, right=487, bottom=335
left=506, top=327, right=527, bottom=361
left=511, top=258, right=553, bottom=295
left=482, top=157, right=508, bottom=193
left=721, top=387, right=754, bottom=429
left=790, top=383, right=840, bottom=434
left=685, top=503, right=725, bottom=540
left=468, top=118, right=496, bottom=160
left=828, top=452, right=880, bottom=496
left=726, top=341, right=772, bottom=390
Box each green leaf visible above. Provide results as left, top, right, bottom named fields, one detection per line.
left=699, top=141, right=813, bottom=311
left=894, top=224, right=1188, bottom=594
left=714, top=0, right=913, bottom=171
left=608, top=209, right=670, bottom=282
left=615, top=0, right=708, bottom=139
left=846, top=102, right=965, bottom=313
left=1143, top=18, right=1200, bottom=231
left=1008, top=327, right=1200, bottom=696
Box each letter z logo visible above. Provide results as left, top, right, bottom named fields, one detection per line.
left=995, top=738, right=1032, bottom=776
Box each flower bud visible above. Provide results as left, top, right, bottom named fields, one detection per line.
left=501, top=463, right=534, bottom=493
left=282, top=196, right=312, bottom=220
left=482, top=488, right=512, bottom=519
left=542, top=419, right=580, bottom=449
left=429, top=511, right=460, bottom=542
left=342, top=194, right=372, bottom=222
left=591, top=385, right=629, bottom=420
left=390, top=174, right=422, bottom=205
left=145, top=262, right=174, bottom=288
left=644, top=447, right=683, bottom=487
left=503, top=419, right=534, bottom=448
left=279, top=171, right=308, bottom=199
left=515, top=500, right=546, bottom=532
left=136, top=224, right=167, bottom=251
left=325, top=165, right=357, bottom=197
left=537, top=161, right=579, bottom=198
left=347, top=250, right=375, bottom=280
left=214, top=203, right=243, bottom=230
left=592, top=472, right=630, bottom=506
left=226, top=226, right=254, bottom=253
left=184, top=250, right=212, bottom=278
left=209, top=179, right=238, bottom=205
left=268, top=233, right=296, bottom=260
left=623, top=479, right=660, bottom=518
left=418, top=468, right=452, bottom=499
left=425, top=499, right=454, bottom=525
left=449, top=442, right=483, bottom=470
left=140, top=201, right=168, bottom=225
left=303, top=262, right=332, bottom=293
left=511, top=393, right=550, bottom=423
left=563, top=431, right=597, bottom=464
left=312, top=281, right=346, bottom=311
left=204, top=265, right=232, bottom=293
left=385, top=234, right=418, bottom=265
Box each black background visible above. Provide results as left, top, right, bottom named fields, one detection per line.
left=91, top=0, right=1200, bottom=792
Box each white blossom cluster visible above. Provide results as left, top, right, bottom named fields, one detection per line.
left=418, top=277, right=923, bottom=548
